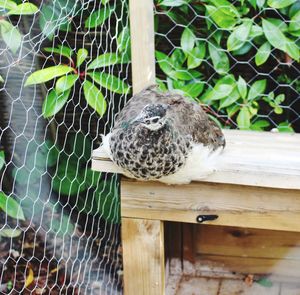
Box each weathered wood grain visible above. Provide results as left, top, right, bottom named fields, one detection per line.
left=122, top=218, right=165, bottom=295
left=129, top=0, right=155, bottom=93
left=92, top=129, right=300, bottom=190
left=120, top=180, right=300, bottom=231
left=195, top=224, right=300, bottom=260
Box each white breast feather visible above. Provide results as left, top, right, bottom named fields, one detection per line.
left=159, top=143, right=223, bottom=185
left=101, top=133, right=113, bottom=160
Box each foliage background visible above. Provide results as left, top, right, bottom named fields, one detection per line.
left=0, top=0, right=299, bottom=293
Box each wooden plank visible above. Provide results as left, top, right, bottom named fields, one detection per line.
left=122, top=218, right=165, bottom=295
left=195, top=224, right=300, bottom=259
left=280, top=283, right=300, bottom=295
left=219, top=279, right=280, bottom=295
left=129, top=0, right=155, bottom=93
left=176, top=277, right=220, bottom=295
left=193, top=254, right=300, bottom=278
left=121, top=180, right=300, bottom=231
left=92, top=130, right=300, bottom=190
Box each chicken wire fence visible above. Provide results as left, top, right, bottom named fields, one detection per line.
left=0, top=0, right=299, bottom=294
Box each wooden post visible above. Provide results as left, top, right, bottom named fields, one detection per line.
left=129, top=0, right=156, bottom=93
left=123, top=1, right=164, bottom=294
left=122, top=218, right=165, bottom=295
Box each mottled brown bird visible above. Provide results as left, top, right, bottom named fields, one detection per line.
left=102, top=85, right=225, bottom=184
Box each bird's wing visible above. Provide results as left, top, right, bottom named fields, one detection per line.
left=164, top=92, right=226, bottom=150
left=114, top=85, right=225, bottom=150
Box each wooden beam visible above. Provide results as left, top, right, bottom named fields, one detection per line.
left=129, top=0, right=156, bottom=93
left=122, top=218, right=165, bottom=295
left=195, top=224, right=300, bottom=260
left=120, top=180, right=300, bottom=232
left=92, top=129, right=300, bottom=190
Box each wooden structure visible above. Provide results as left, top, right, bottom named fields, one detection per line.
left=91, top=0, right=300, bottom=294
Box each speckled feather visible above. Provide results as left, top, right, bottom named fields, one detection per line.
left=114, top=85, right=225, bottom=149
left=103, top=85, right=225, bottom=184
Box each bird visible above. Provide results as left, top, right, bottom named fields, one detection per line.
left=101, top=85, right=225, bottom=184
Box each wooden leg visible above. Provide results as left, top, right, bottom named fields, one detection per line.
left=122, top=217, right=165, bottom=295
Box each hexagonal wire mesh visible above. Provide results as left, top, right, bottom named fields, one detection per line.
left=154, top=0, right=300, bottom=132
left=0, top=0, right=130, bottom=294
left=0, top=0, right=299, bottom=294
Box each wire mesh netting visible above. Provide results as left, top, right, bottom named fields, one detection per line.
left=154, top=0, right=300, bottom=132
left=0, top=0, right=299, bottom=294
left=0, top=0, right=131, bottom=293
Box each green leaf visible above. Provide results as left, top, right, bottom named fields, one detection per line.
left=237, top=76, right=247, bottom=99
left=56, top=74, right=78, bottom=94
left=88, top=72, right=130, bottom=94
left=42, top=89, right=71, bottom=118
left=44, top=46, right=73, bottom=60
left=0, top=192, right=25, bottom=220
left=256, top=277, right=273, bottom=287
left=0, top=20, right=21, bottom=53
left=262, top=19, right=299, bottom=61
left=202, top=82, right=234, bottom=102
left=94, top=179, right=120, bottom=223
left=6, top=3, right=38, bottom=15
left=289, top=11, right=300, bottom=35
left=285, top=38, right=300, bottom=61
left=117, top=27, right=131, bottom=54
left=0, top=151, right=4, bottom=170
left=180, top=82, right=204, bottom=98
left=205, top=5, right=237, bottom=29
left=208, top=0, right=239, bottom=16
left=249, top=24, right=263, bottom=38
left=255, top=42, right=271, bottom=66
left=67, top=132, right=92, bottom=162
left=159, top=0, right=188, bottom=6
left=84, top=6, right=113, bottom=29
left=267, top=0, right=297, bottom=9
left=237, top=106, right=251, bottom=129
left=25, top=65, right=74, bottom=86
left=262, top=19, right=286, bottom=50
left=87, top=53, right=125, bottom=70
left=0, top=0, right=17, bottom=10
left=208, top=42, right=230, bottom=75
left=76, top=48, right=88, bottom=68
left=257, top=0, right=266, bottom=8
left=227, top=19, right=252, bottom=51
left=277, top=121, right=294, bottom=133
left=226, top=104, right=240, bottom=117
left=0, top=74, right=4, bottom=83
left=84, top=169, right=101, bottom=188
left=187, top=42, right=206, bottom=69
left=181, top=27, right=196, bottom=54
left=52, top=161, right=85, bottom=195
left=50, top=212, right=75, bottom=236
left=0, top=228, right=22, bottom=238
left=250, top=120, right=270, bottom=131
left=171, top=49, right=186, bottom=68
left=83, top=80, right=107, bottom=116
left=219, top=87, right=240, bottom=108
left=247, top=79, right=267, bottom=100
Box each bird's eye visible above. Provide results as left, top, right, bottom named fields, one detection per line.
left=152, top=118, right=159, bottom=124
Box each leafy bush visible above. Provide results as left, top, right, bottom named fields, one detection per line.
left=154, top=0, right=299, bottom=131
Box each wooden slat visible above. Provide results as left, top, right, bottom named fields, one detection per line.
left=92, top=129, right=300, bottom=190
left=129, top=0, right=155, bottom=93
left=120, top=179, right=300, bottom=231
left=195, top=224, right=300, bottom=260
left=122, top=218, right=165, bottom=295
left=194, top=254, right=300, bottom=278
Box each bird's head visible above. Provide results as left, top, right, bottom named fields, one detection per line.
left=133, top=104, right=168, bottom=131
